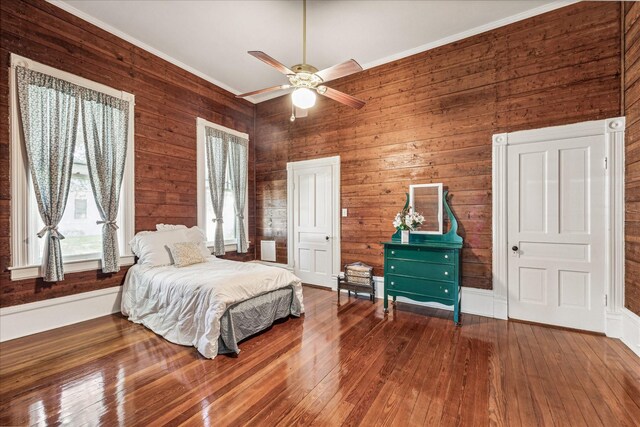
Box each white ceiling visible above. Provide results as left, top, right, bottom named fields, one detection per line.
left=56, top=0, right=569, bottom=103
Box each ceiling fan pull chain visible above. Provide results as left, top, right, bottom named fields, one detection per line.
left=303, top=0, right=306, bottom=65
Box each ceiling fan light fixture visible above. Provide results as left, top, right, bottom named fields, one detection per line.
left=291, top=87, right=316, bottom=109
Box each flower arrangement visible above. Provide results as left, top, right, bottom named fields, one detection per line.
left=393, top=206, right=425, bottom=231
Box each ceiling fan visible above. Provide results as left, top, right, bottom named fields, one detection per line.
left=235, top=0, right=366, bottom=120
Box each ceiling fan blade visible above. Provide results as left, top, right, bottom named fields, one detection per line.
left=248, top=51, right=295, bottom=75
left=315, top=59, right=363, bottom=83
left=317, top=86, right=365, bottom=109
left=236, top=84, right=291, bottom=98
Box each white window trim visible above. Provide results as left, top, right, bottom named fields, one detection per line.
left=196, top=117, right=249, bottom=252
left=9, top=53, right=136, bottom=280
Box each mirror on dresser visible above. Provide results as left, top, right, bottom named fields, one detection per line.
left=409, top=183, right=443, bottom=234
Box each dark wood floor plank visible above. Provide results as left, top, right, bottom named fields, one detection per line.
left=1, top=286, right=638, bottom=427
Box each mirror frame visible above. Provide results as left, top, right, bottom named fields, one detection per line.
left=409, top=183, right=443, bottom=235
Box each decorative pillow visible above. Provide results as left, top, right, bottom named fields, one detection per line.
left=167, top=242, right=207, bottom=268
left=156, top=224, right=187, bottom=231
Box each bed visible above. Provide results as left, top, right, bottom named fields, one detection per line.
left=121, top=227, right=304, bottom=359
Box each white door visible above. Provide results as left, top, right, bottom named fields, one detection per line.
left=508, top=135, right=605, bottom=332
left=290, top=158, right=338, bottom=286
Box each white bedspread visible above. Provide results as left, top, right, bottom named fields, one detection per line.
left=121, top=257, right=304, bottom=358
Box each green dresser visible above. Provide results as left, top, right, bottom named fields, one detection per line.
left=382, top=191, right=463, bottom=324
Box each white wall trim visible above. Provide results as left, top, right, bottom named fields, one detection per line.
left=329, top=275, right=496, bottom=319
left=251, top=260, right=294, bottom=271
left=8, top=255, right=135, bottom=281
left=492, top=118, right=626, bottom=334
left=9, top=53, right=136, bottom=280
left=196, top=117, right=249, bottom=250
left=49, top=0, right=578, bottom=104
left=621, top=308, right=640, bottom=357
left=360, top=1, right=579, bottom=72
left=287, top=156, right=341, bottom=284
left=47, top=0, right=250, bottom=101
left=0, top=286, right=122, bottom=342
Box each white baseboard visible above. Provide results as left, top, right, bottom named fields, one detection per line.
left=621, top=308, right=640, bottom=357
left=0, top=286, right=122, bottom=342
left=606, top=312, right=623, bottom=338
left=330, top=275, right=496, bottom=318
left=252, top=260, right=294, bottom=271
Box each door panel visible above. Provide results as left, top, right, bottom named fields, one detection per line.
left=508, top=135, right=605, bottom=332
left=293, top=163, right=334, bottom=286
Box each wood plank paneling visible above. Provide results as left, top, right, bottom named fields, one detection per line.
left=1, top=287, right=639, bottom=426
left=0, top=0, right=256, bottom=307
left=625, top=1, right=640, bottom=316
left=255, top=1, right=622, bottom=289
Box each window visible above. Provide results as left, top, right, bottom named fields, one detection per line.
left=204, top=168, right=237, bottom=243
left=9, top=54, right=135, bottom=280
left=196, top=118, right=249, bottom=251
left=74, top=196, right=87, bottom=220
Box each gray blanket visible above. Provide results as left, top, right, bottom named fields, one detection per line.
left=218, top=286, right=301, bottom=354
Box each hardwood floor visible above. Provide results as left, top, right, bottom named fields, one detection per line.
left=1, top=286, right=639, bottom=426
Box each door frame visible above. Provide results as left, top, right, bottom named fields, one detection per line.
left=492, top=117, right=626, bottom=337
left=287, top=156, right=341, bottom=286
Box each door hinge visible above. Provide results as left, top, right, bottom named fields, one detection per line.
left=604, top=294, right=608, bottom=306
left=604, top=157, right=608, bottom=170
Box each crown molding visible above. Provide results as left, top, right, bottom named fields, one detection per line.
left=50, top=0, right=578, bottom=105
left=359, top=1, right=580, bottom=71
left=48, top=0, right=259, bottom=103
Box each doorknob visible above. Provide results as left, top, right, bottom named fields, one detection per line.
left=512, top=245, right=519, bottom=251
left=326, top=236, right=330, bottom=241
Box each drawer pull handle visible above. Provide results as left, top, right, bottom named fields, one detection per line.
left=444, top=254, right=449, bottom=259
left=390, top=282, right=395, bottom=286
left=391, top=251, right=395, bottom=255
left=391, top=266, right=395, bottom=270
left=444, top=271, right=449, bottom=275
left=444, top=289, right=449, bottom=293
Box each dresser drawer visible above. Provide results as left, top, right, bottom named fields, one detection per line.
left=386, top=274, right=455, bottom=300
left=386, top=259, right=455, bottom=282
left=386, top=246, right=454, bottom=264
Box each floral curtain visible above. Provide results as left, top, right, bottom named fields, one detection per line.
left=205, top=127, right=228, bottom=255
left=16, top=66, right=80, bottom=281
left=227, top=135, right=249, bottom=253
left=80, top=89, right=129, bottom=273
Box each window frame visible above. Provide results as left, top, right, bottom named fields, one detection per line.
left=196, top=117, right=249, bottom=252
left=9, top=53, right=136, bottom=281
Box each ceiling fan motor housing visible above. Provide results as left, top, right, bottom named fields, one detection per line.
left=289, top=64, right=323, bottom=89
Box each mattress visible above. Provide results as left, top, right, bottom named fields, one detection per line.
left=218, top=287, right=297, bottom=354
left=121, top=257, right=304, bottom=358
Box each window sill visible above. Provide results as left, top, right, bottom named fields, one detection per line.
left=206, top=241, right=251, bottom=253
left=9, top=255, right=136, bottom=281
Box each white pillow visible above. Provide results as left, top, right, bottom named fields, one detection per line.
left=130, top=227, right=211, bottom=266
left=131, top=229, right=192, bottom=266
left=156, top=224, right=187, bottom=231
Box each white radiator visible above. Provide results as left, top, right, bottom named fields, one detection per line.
left=260, top=240, right=277, bottom=262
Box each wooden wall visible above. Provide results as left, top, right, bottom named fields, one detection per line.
left=0, top=0, right=256, bottom=307
left=255, top=1, right=622, bottom=290
left=625, top=1, right=640, bottom=316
